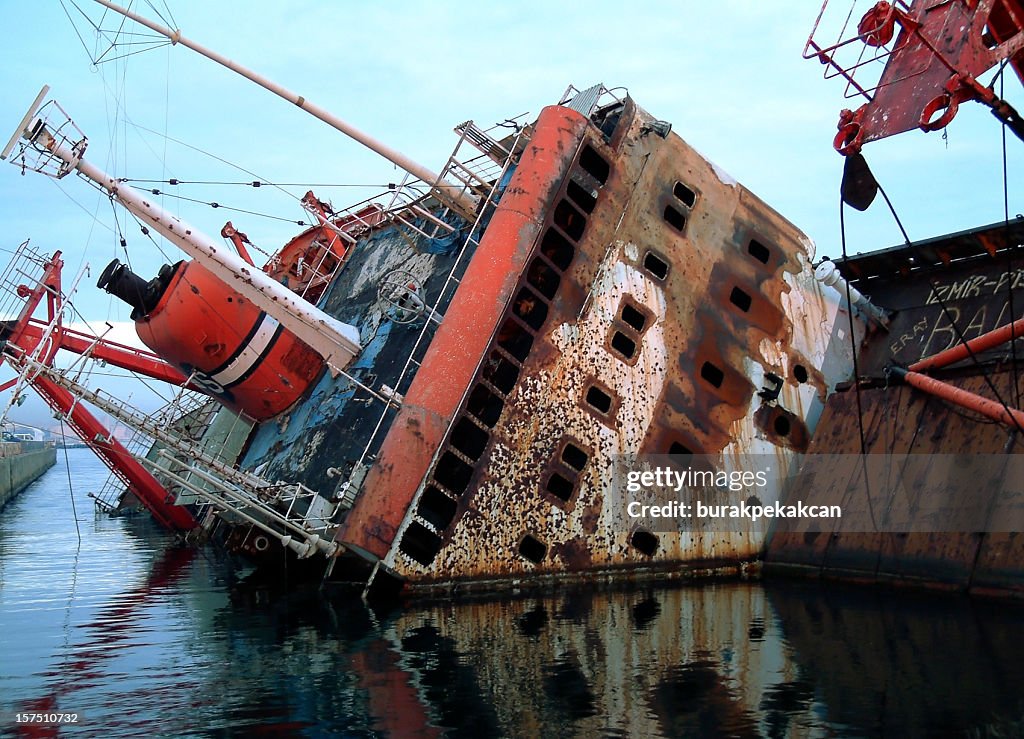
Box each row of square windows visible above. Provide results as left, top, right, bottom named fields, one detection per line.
left=399, top=144, right=780, bottom=568
left=396, top=145, right=613, bottom=569
left=515, top=178, right=782, bottom=563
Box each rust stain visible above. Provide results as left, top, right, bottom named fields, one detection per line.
left=329, top=93, right=856, bottom=585
left=370, top=97, right=847, bottom=588
left=338, top=106, right=591, bottom=561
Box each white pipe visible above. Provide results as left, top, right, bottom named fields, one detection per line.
left=30, top=355, right=271, bottom=492
left=155, top=450, right=325, bottom=544
left=159, top=461, right=338, bottom=557
left=815, top=260, right=889, bottom=329
left=148, top=461, right=320, bottom=558
left=91, top=0, right=477, bottom=215
left=33, top=126, right=361, bottom=372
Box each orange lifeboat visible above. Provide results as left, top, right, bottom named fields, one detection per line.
left=98, top=258, right=324, bottom=420
left=259, top=194, right=385, bottom=303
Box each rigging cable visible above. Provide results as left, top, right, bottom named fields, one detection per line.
left=97, top=0, right=128, bottom=63
left=872, top=179, right=1024, bottom=437
left=998, top=68, right=1021, bottom=409
left=161, top=29, right=171, bottom=225
left=143, top=0, right=177, bottom=31
left=108, top=195, right=134, bottom=272
left=50, top=177, right=117, bottom=237
left=60, top=6, right=182, bottom=285
left=90, top=40, right=173, bottom=65
left=119, top=178, right=399, bottom=188
left=63, top=0, right=170, bottom=65
left=839, top=199, right=879, bottom=532
left=60, top=420, right=82, bottom=545
left=59, top=0, right=98, bottom=63
left=881, top=377, right=899, bottom=521
left=128, top=122, right=305, bottom=203
left=138, top=188, right=308, bottom=225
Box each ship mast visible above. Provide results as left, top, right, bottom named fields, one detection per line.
left=3, top=101, right=362, bottom=374
left=91, top=0, right=478, bottom=216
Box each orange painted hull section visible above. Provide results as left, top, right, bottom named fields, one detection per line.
left=265, top=203, right=386, bottom=302
left=339, top=106, right=590, bottom=560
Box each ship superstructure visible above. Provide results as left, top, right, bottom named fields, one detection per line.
left=338, top=90, right=857, bottom=593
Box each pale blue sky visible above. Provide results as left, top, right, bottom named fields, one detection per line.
left=0, top=0, right=1021, bottom=426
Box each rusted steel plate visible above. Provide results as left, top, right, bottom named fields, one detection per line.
left=765, top=368, right=1024, bottom=594
left=835, top=221, right=1024, bottom=377
left=973, top=532, right=1024, bottom=597
left=381, top=98, right=849, bottom=588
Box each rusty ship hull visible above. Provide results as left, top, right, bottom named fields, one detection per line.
left=766, top=220, right=1024, bottom=598
left=191, top=91, right=855, bottom=595
left=335, top=98, right=852, bottom=593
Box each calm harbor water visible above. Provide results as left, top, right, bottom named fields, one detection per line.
left=2, top=449, right=1024, bottom=737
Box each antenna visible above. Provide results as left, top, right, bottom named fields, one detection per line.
left=1, top=85, right=49, bottom=161
left=90, top=0, right=478, bottom=215
left=0, top=90, right=86, bottom=179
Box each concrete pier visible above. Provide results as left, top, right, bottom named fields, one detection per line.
left=0, top=441, right=57, bottom=509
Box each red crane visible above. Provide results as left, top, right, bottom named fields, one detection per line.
left=806, top=0, right=1024, bottom=154
left=0, top=247, right=198, bottom=531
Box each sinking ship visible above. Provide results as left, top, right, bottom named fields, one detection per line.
left=0, top=0, right=1022, bottom=598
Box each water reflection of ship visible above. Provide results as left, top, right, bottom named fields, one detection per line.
left=765, top=582, right=1024, bottom=737
left=17, top=521, right=1024, bottom=737
left=12, top=545, right=197, bottom=730
left=215, top=581, right=1024, bottom=736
